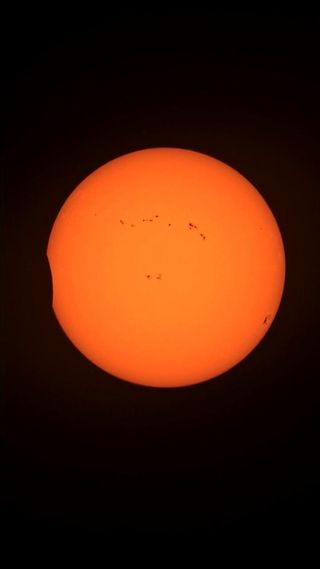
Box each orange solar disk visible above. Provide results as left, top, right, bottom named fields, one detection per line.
left=47, top=148, right=285, bottom=387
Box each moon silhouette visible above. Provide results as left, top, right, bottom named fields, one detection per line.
left=47, top=148, right=285, bottom=387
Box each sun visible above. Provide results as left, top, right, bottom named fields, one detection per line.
left=47, top=148, right=285, bottom=387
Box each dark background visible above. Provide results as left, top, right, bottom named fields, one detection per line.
left=2, top=13, right=319, bottom=543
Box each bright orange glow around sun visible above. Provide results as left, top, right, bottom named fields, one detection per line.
left=47, top=148, right=285, bottom=388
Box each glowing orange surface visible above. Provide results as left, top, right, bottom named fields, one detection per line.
left=47, top=148, right=285, bottom=387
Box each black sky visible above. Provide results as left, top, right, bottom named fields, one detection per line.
left=2, top=13, right=319, bottom=545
